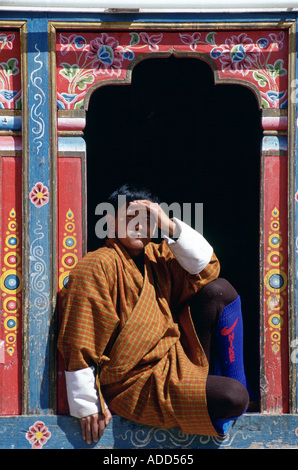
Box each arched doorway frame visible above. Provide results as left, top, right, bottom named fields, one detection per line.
left=50, top=20, right=297, bottom=415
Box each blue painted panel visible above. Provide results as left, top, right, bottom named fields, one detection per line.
left=0, top=414, right=298, bottom=449
left=27, top=18, right=51, bottom=413
left=262, top=135, right=288, bottom=152
left=0, top=9, right=296, bottom=25
left=58, top=136, right=86, bottom=152
left=0, top=115, right=21, bottom=131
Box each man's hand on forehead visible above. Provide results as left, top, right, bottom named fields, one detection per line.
left=127, top=200, right=152, bottom=216
left=129, top=200, right=177, bottom=238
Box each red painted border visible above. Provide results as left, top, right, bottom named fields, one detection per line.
left=0, top=156, right=22, bottom=415
left=262, top=153, right=289, bottom=413
left=57, top=157, right=83, bottom=414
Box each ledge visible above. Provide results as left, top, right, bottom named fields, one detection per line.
left=1, top=413, right=298, bottom=449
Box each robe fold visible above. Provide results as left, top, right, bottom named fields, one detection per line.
left=58, top=236, right=221, bottom=436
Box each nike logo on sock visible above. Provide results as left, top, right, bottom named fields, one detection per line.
left=220, top=317, right=239, bottom=336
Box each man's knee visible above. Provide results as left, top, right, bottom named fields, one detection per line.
left=200, top=278, right=238, bottom=306
left=206, top=376, right=249, bottom=419
left=190, top=278, right=239, bottom=326
left=221, top=379, right=249, bottom=418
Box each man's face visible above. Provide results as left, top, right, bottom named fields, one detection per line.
left=114, top=201, right=156, bottom=257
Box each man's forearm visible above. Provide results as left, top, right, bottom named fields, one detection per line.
left=65, top=366, right=107, bottom=418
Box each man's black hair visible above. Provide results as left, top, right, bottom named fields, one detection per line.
left=107, top=184, right=160, bottom=212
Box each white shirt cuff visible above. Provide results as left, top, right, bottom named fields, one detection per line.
left=65, top=366, right=104, bottom=419
left=163, top=218, right=213, bottom=275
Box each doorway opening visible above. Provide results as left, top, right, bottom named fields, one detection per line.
left=84, top=55, right=262, bottom=396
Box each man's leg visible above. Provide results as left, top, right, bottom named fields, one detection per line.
left=189, top=278, right=249, bottom=434
left=206, top=375, right=249, bottom=435
left=189, top=278, right=239, bottom=367
left=206, top=375, right=249, bottom=420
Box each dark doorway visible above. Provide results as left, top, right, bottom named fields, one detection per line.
left=84, top=55, right=262, bottom=397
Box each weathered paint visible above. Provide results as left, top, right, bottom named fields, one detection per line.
left=261, top=141, right=289, bottom=412
left=0, top=414, right=298, bottom=449
left=57, top=156, right=85, bottom=415
left=56, top=29, right=288, bottom=111
left=25, top=17, right=53, bottom=414
left=0, top=156, right=22, bottom=415
left=0, top=115, right=22, bottom=131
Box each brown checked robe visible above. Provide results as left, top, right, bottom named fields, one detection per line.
left=58, top=234, right=221, bottom=437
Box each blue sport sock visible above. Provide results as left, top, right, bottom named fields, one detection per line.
left=214, top=295, right=247, bottom=388
left=212, top=418, right=234, bottom=436
left=211, top=296, right=247, bottom=436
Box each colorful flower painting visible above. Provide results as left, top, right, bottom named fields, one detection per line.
left=56, top=30, right=288, bottom=110
left=0, top=32, right=21, bottom=109
left=179, top=32, right=202, bottom=51
left=25, top=421, right=51, bottom=449
left=85, top=34, right=124, bottom=76
left=209, top=32, right=287, bottom=107
left=210, top=33, right=260, bottom=75
left=29, top=182, right=49, bottom=207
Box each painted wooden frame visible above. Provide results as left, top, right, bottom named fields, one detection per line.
left=51, top=20, right=296, bottom=415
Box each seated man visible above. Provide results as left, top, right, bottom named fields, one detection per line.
left=58, top=184, right=249, bottom=445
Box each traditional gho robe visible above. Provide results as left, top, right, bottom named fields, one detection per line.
left=58, top=218, right=221, bottom=436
